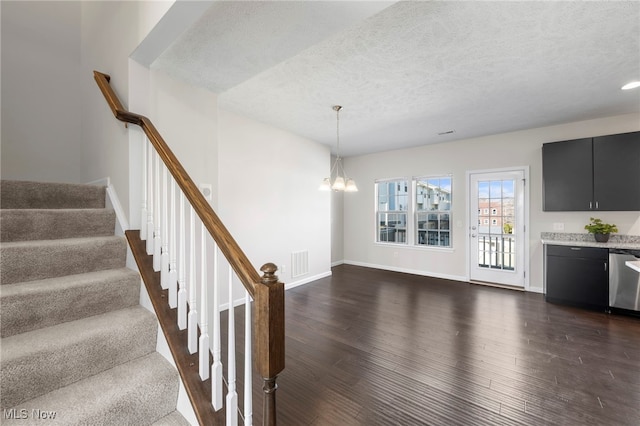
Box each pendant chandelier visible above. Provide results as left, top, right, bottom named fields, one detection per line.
left=319, top=105, right=358, bottom=192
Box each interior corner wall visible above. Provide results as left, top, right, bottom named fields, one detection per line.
left=342, top=113, right=640, bottom=293
left=148, top=69, right=219, bottom=206
left=80, top=1, right=174, bottom=224
left=218, top=109, right=332, bottom=295
left=330, top=156, right=345, bottom=265
left=1, top=1, right=83, bottom=183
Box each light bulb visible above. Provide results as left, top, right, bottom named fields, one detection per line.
left=332, top=176, right=346, bottom=191
left=621, top=81, right=640, bottom=90
left=319, top=178, right=331, bottom=191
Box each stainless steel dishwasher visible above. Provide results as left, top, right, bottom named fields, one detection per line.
left=609, top=249, right=640, bottom=314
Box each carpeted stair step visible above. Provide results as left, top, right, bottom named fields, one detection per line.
left=0, top=180, right=106, bottom=209
left=1, top=305, right=157, bottom=409
left=152, top=411, right=192, bottom=425
left=0, top=209, right=116, bottom=242
left=2, top=352, right=179, bottom=426
left=0, top=236, right=126, bottom=284
left=0, top=268, right=141, bottom=337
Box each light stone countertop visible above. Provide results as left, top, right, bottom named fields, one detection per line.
left=541, top=232, right=640, bottom=250
left=626, top=261, right=640, bottom=273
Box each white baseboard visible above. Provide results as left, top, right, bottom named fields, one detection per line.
left=106, top=185, right=129, bottom=232
left=331, top=260, right=345, bottom=267
left=217, top=270, right=333, bottom=311
left=342, top=260, right=468, bottom=283
left=341, top=260, right=545, bottom=294
left=219, top=295, right=252, bottom=312
left=285, top=270, right=332, bottom=290
left=527, top=286, right=544, bottom=294
left=86, top=177, right=130, bottom=236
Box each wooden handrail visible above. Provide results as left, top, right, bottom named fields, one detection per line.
left=94, top=70, right=260, bottom=296
left=94, top=71, right=285, bottom=424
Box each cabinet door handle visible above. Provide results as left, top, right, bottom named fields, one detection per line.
left=589, top=201, right=593, bottom=209
left=604, top=262, right=607, bottom=272
left=596, top=201, right=599, bottom=209
left=570, top=247, right=581, bottom=250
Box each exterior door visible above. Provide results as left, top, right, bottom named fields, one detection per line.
left=469, top=169, right=526, bottom=287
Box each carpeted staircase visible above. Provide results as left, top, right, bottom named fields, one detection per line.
left=0, top=180, right=190, bottom=425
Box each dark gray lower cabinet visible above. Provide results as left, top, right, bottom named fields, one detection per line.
left=545, top=245, right=608, bottom=311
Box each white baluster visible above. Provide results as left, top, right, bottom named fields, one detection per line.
left=199, top=223, right=210, bottom=381
left=177, top=191, right=187, bottom=330
left=161, top=166, right=170, bottom=289
left=244, top=290, right=252, bottom=426
left=212, top=247, right=223, bottom=410
left=153, top=152, right=162, bottom=271
left=140, top=137, right=147, bottom=241
left=146, top=142, right=154, bottom=255
left=168, top=177, right=178, bottom=308
left=187, top=206, right=198, bottom=354
left=226, top=266, right=238, bottom=425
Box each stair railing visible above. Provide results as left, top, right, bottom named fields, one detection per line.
left=94, top=71, right=284, bottom=426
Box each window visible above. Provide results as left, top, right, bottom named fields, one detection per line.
left=415, top=176, right=452, bottom=247
left=376, top=179, right=408, bottom=244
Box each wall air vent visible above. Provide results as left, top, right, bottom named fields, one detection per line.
left=291, top=250, right=309, bottom=278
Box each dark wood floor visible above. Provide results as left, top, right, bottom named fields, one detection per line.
left=237, top=264, right=640, bottom=425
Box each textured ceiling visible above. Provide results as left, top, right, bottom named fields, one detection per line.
left=152, top=1, right=640, bottom=157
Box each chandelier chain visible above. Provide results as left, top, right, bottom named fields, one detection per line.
left=319, top=105, right=356, bottom=192
left=336, top=107, right=340, bottom=158
left=334, top=105, right=342, bottom=158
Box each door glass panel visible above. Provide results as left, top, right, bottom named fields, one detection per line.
left=477, top=179, right=516, bottom=271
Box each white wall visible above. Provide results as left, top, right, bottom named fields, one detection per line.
left=1, top=1, right=83, bottom=183
left=330, top=156, right=345, bottom=265
left=342, top=113, right=640, bottom=292
left=218, top=109, right=332, bottom=299
left=149, top=69, right=218, bottom=204
left=80, top=0, right=174, bottom=223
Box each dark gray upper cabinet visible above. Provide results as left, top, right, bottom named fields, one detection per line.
left=542, top=138, right=593, bottom=211
left=542, top=131, right=640, bottom=211
left=593, top=132, right=640, bottom=211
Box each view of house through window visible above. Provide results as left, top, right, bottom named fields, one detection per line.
left=376, top=176, right=452, bottom=247
left=416, top=176, right=452, bottom=247
left=376, top=179, right=408, bottom=243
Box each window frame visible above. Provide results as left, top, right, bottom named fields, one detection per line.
left=375, top=178, right=410, bottom=245
left=414, top=175, right=453, bottom=248
left=375, top=175, right=453, bottom=249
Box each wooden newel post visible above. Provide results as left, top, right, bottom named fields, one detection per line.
left=255, top=262, right=285, bottom=426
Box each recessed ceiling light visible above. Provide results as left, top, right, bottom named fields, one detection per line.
left=621, top=81, right=640, bottom=90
